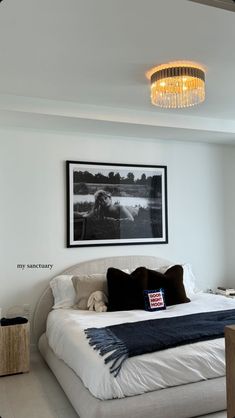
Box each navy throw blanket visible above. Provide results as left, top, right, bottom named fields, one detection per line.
left=85, top=308, right=235, bottom=376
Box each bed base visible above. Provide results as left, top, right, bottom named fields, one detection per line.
left=39, top=333, right=226, bottom=418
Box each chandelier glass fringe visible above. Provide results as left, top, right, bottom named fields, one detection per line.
left=146, top=61, right=205, bottom=109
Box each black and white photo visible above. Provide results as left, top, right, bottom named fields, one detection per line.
left=66, top=161, right=168, bottom=247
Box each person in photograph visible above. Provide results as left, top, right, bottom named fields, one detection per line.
left=75, top=189, right=138, bottom=221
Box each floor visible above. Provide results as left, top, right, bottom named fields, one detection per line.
left=0, top=351, right=227, bottom=418
left=0, top=351, right=79, bottom=418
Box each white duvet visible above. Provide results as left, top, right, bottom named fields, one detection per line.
left=46, top=293, right=235, bottom=400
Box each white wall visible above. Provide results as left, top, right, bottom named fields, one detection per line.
left=0, top=127, right=227, bottom=320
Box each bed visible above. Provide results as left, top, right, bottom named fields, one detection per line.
left=33, top=255, right=232, bottom=418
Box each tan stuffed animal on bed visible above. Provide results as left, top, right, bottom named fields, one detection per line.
left=87, top=290, right=108, bottom=312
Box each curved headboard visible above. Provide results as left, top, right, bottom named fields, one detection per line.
left=33, top=254, right=171, bottom=343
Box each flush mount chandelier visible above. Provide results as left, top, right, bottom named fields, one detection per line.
left=146, top=61, right=206, bottom=109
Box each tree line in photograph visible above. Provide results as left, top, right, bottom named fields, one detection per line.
left=73, top=170, right=162, bottom=198
left=74, top=170, right=161, bottom=186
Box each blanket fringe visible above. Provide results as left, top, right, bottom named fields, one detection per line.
left=84, top=327, right=128, bottom=377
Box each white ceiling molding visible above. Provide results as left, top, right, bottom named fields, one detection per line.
left=0, top=94, right=235, bottom=144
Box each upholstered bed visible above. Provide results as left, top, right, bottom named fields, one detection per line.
left=33, top=255, right=230, bottom=418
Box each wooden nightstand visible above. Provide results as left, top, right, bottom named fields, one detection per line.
left=0, top=322, right=30, bottom=376
left=225, top=325, right=235, bottom=418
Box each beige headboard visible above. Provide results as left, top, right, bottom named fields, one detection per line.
left=32, top=254, right=171, bottom=343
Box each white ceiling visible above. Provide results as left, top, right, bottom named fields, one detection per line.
left=0, top=0, right=235, bottom=143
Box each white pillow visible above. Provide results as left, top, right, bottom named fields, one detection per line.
left=182, top=264, right=197, bottom=295
left=157, top=264, right=196, bottom=296
left=50, top=275, right=76, bottom=309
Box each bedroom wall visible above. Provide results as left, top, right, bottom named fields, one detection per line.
left=0, top=127, right=227, bottom=322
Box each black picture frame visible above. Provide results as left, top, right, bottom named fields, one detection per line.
left=66, top=160, right=168, bottom=247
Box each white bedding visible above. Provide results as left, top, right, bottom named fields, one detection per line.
left=46, top=293, right=235, bottom=400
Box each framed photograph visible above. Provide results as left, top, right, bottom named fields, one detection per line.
left=66, top=161, right=168, bottom=247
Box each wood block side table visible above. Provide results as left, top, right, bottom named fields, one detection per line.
left=0, top=322, right=30, bottom=376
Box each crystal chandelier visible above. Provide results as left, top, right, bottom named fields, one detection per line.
left=146, top=61, right=206, bottom=109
